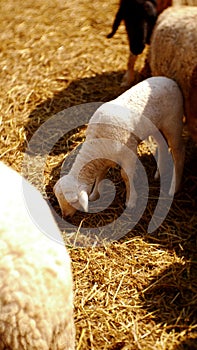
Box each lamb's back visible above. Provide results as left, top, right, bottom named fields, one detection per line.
left=87, top=77, right=183, bottom=141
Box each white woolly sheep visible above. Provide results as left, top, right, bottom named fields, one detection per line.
left=173, top=0, right=197, bottom=5
left=149, top=6, right=197, bottom=142
left=54, top=76, right=185, bottom=218
left=0, top=162, right=75, bottom=350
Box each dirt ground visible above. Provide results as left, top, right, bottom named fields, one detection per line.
left=0, top=0, right=197, bottom=349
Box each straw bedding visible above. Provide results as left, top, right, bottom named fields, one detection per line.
left=0, top=0, right=196, bottom=349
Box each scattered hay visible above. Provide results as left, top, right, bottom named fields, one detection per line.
left=0, top=0, right=197, bottom=349
left=71, top=239, right=197, bottom=350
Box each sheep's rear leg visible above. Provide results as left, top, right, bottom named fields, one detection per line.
left=168, top=138, right=185, bottom=196
left=89, top=169, right=109, bottom=201
left=121, top=156, right=137, bottom=208
left=153, top=132, right=170, bottom=181
left=154, top=129, right=185, bottom=196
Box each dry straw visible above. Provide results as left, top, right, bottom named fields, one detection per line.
left=0, top=0, right=196, bottom=349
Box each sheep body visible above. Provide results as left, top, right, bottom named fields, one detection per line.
left=173, top=0, right=197, bottom=5
left=149, top=6, right=197, bottom=142
left=0, top=162, right=75, bottom=350
left=54, top=76, right=185, bottom=217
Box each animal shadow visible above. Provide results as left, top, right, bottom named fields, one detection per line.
left=141, top=261, right=197, bottom=342
left=24, top=68, right=149, bottom=156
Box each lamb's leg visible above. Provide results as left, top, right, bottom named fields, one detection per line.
left=154, top=127, right=185, bottom=196
left=121, top=155, right=137, bottom=208
left=121, top=53, right=137, bottom=87
left=89, top=177, right=101, bottom=201
left=89, top=168, right=109, bottom=201
left=168, top=136, right=185, bottom=196
left=153, top=132, right=170, bottom=181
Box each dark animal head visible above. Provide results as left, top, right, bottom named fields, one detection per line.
left=107, top=0, right=158, bottom=55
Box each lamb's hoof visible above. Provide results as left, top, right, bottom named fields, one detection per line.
left=154, top=169, right=159, bottom=180
left=89, top=192, right=100, bottom=202
left=169, top=185, right=176, bottom=197
left=126, top=197, right=137, bottom=210
left=168, top=177, right=177, bottom=197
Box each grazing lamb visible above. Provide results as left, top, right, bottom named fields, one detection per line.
left=54, top=77, right=185, bottom=218
left=107, top=0, right=172, bottom=86
left=0, top=162, right=75, bottom=350
left=149, top=6, right=197, bottom=142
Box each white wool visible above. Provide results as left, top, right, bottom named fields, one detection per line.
left=149, top=6, right=197, bottom=142
left=0, top=162, right=75, bottom=350
left=54, top=77, right=185, bottom=218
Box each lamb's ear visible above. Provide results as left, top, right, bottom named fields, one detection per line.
left=78, top=190, right=89, bottom=212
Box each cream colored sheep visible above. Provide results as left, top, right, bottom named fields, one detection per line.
left=0, top=162, right=75, bottom=350
left=149, top=6, right=197, bottom=142
left=54, top=76, right=185, bottom=218
left=173, top=0, right=197, bottom=5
